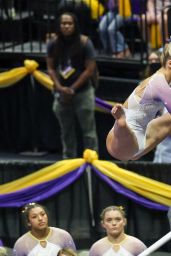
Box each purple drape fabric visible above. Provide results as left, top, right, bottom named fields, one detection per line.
left=0, top=164, right=87, bottom=207
left=95, top=97, right=113, bottom=112
left=0, top=161, right=168, bottom=211
left=91, top=165, right=168, bottom=211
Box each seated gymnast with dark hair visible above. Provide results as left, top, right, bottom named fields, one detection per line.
left=106, top=42, right=171, bottom=161
left=13, top=203, right=76, bottom=256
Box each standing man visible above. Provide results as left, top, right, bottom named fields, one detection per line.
left=46, top=12, right=98, bottom=159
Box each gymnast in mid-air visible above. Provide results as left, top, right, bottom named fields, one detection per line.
left=106, top=42, right=171, bottom=161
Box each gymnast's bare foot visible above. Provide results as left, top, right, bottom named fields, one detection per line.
left=111, top=104, right=126, bottom=127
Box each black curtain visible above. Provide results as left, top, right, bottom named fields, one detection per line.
left=0, top=77, right=61, bottom=153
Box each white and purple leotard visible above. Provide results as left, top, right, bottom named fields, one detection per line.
left=13, top=227, right=76, bottom=256
left=89, top=235, right=146, bottom=256
left=125, top=73, right=171, bottom=155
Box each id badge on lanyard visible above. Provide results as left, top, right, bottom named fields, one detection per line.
left=59, top=60, right=75, bottom=79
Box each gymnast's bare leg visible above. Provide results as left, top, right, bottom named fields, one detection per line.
left=107, top=106, right=171, bottom=161
left=106, top=104, right=139, bottom=161
left=132, top=112, right=171, bottom=160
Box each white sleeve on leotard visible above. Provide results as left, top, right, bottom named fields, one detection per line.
left=141, top=73, right=171, bottom=113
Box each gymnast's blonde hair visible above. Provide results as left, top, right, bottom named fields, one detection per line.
left=0, top=247, right=7, bottom=256
left=100, top=205, right=126, bottom=222
left=160, top=42, right=171, bottom=67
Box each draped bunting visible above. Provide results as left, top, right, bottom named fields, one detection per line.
left=0, top=149, right=170, bottom=210
left=92, top=166, right=168, bottom=211
left=0, top=164, right=87, bottom=207
left=0, top=59, right=54, bottom=90
left=0, top=59, right=114, bottom=113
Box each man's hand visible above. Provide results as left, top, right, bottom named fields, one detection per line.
left=59, top=87, right=75, bottom=95
left=59, top=87, right=75, bottom=104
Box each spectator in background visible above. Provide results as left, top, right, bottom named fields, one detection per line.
left=1, top=0, right=16, bottom=19
left=13, top=203, right=76, bottom=256
left=141, top=0, right=171, bottom=50
left=98, top=0, right=131, bottom=58
left=57, top=0, right=92, bottom=35
left=89, top=206, right=147, bottom=256
left=46, top=12, right=98, bottom=159
left=143, top=47, right=162, bottom=78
